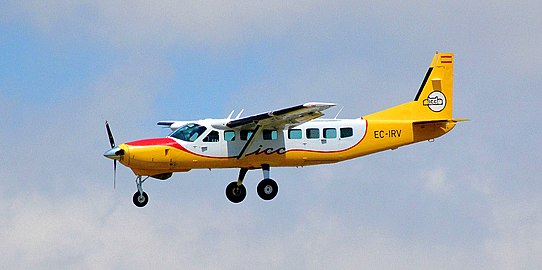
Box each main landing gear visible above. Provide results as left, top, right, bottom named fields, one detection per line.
left=225, top=168, right=248, bottom=203
left=225, top=164, right=278, bottom=203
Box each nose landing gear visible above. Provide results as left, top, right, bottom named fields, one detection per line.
left=133, top=176, right=150, bottom=207
left=133, top=191, right=149, bottom=207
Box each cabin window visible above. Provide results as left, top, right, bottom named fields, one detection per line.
left=340, top=127, right=353, bottom=138
left=224, top=130, right=236, bottom=141
left=203, top=130, right=220, bottom=142
left=288, top=129, right=302, bottom=139
left=324, top=128, right=337, bottom=139
left=240, top=130, right=253, bottom=141
left=169, top=123, right=207, bottom=142
left=306, top=128, right=320, bottom=139
left=263, top=130, right=278, bottom=140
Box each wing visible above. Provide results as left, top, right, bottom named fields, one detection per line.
left=227, top=102, right=335, bottom=159
left=226, top=102, right=336, bottom=130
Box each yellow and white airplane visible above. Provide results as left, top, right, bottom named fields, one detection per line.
left=104, top=52, right=465, bottom=207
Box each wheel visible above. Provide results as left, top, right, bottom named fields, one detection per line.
left=133, top=191, right=149, bottom=207
left=225, top=181, right=246, bottom=203
left=257, top=178, right=278, bottom=201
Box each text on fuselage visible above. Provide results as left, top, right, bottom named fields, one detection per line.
left=373, top=130, right=402, bottom=139
left=247, top=145, right=287, bottom=156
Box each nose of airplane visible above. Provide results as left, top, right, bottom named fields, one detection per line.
left=104, top=146, right=125, bottom=160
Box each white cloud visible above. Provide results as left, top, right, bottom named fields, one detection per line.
left=0, top=185, right=489, bottom=269
left=420, top=168, right=453, bottom=195
left=5, top=0, right=327, bottom=49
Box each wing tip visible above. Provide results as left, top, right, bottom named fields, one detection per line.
left=157, top=121, right=175, bottom=127
left=303, top=102, right=336, bottom=108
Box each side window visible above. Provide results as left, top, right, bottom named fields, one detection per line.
left=306, top=128, right=319, bottom=139
left=203, top=130, right=220, bottom=142
left=288, top=129, right=302, bottom=139
left=340, top=127, right=353, bottom=138
left=240, top=130, right=253, bottom=141
left=263, top=130, right=278, bottom=140
left=324, top=128, right=337, bottom=139
left=224, top=130, right=236, bottom=141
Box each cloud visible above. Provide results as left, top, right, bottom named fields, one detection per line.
left=420, top=168, right=453, bottom=195
left=4, top=1, right=327, bottom=50
left=0, top=184, right=493, bottom=269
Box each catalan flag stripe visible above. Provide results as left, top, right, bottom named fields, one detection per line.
left=440, top=55, right=453, bottom=64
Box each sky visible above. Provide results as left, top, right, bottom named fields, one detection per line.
left=1, top=1, right=541, bottom=269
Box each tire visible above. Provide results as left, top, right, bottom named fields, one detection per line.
left=225, top=181, right=246, bottom=203
left=257, top=178, right=278, bottom=201
left=133, top=191, right=149, bottom=207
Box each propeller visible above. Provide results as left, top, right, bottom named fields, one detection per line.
left=104, top=121, right=124, bottom=189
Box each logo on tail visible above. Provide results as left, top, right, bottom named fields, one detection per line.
left=423, top=91, right=446, bottom=112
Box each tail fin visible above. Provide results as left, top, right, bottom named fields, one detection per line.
left=364, top=52, right=454, bottom=121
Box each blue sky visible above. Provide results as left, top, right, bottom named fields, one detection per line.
left=1, top=1, right=542, bottom=269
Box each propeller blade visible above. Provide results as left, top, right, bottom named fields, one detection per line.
left=105, top=121, right=116, bottom=148
left=114, top=160, right=117, bottom=189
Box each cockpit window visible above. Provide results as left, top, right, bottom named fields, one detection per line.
left=169, top=123, right=207, bottom=142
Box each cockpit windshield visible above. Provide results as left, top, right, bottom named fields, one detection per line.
left=169, top=123, right=207, bottom=142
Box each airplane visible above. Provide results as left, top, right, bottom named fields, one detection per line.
left=104, top=52, right=466, bottom=207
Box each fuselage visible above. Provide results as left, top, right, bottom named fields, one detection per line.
left=115, top=117, right=455, bottom=176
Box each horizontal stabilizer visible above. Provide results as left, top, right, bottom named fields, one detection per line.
left=413, top=118, right=469, bottom=125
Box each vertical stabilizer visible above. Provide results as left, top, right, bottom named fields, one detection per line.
left=364, top=52, right=454, bottom=121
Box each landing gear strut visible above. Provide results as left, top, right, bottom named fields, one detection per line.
left=225, top=168, right=248, bottom=203
left=133, top=176, right=150, bottom=207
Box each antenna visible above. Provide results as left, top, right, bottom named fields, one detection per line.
left=334, top=106, right=344, bottom=119
left=235, top=109, right=244, bottom=119
left=227, top=110, right=235, bottom=119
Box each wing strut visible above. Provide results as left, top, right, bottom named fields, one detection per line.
left=237, top=125, right=263, bottom=160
